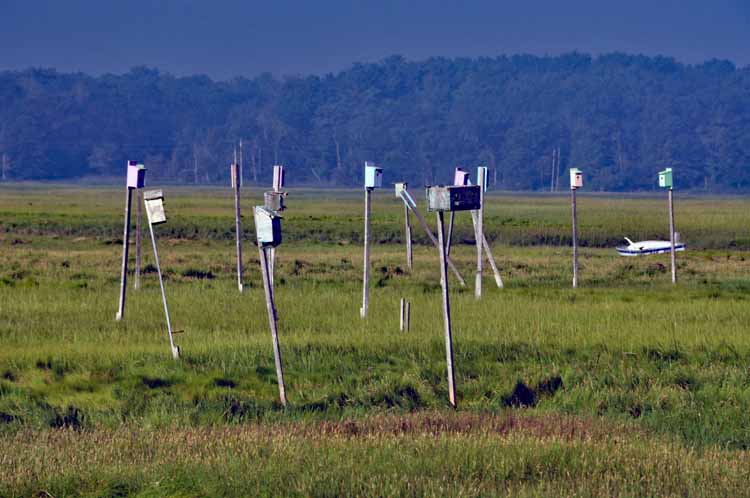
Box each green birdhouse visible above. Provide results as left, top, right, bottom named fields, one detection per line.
left=658, top=168, right=673, bottom=189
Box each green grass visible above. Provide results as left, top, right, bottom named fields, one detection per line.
left=3, top=185, right=750, bottom=496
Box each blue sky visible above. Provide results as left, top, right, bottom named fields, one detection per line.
left=1, top=0, right=748, bottom=79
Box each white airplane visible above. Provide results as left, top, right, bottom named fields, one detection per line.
left=616, top=235, right=686, bottom=256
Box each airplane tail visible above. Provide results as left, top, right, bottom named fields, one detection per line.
left=624, top=237, right=634, bottom=245
left=674, top=232, right=681, bottom=243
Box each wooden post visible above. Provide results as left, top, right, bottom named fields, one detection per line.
left=436, top=211, right=457, bottom=407
left=475, top=168, right=485, bottom=299
left=405, top=202, right=413, bottom=270
left=259, top=245, right=287, bottom=406
left=231, top=164, right=244, bottom=292
left=399, top=191, right=466, bottom=286
left=361, top=188, right=372, bottom=318
left=147, top=218, right=180, bottom=359
left=469, top=211, right=503, bottom=288
left=116, top=186, right=133, bottom=321
left=571, top=186, right=578, bottom=288
left=269, top=165, right=284, bottom=292
left=445, top=211, right=455, bottom=257
left=468, top=175, right=503, bottom=288
left=399, top=299, right=411, bottom=332
left=668, top=188, right=676, bottom=284
left=134, top=190, right=143, bottom=290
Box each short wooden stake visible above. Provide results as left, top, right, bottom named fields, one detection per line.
left=436, top=211, right=457, bottom=408
left=116, top=186, right=133, bottom=321
left=361, top=188, right=372, bottom=318
left=231, top=164, right=244, bottom=292
left=399, top=298, right=411, bottom=332
left=134, top=190, right=143, bottom=290
left=668, top=188, right=676, bottom=284
left=259, top=245, right=287, bottom=406
left=147, top=217, right=180, bottom=359
left=398, top=190, right=466, bottom=286
left=571, top=186, right=578, bottom=288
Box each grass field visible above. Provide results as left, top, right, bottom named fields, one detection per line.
left=3, top=184, right=750, bottom=497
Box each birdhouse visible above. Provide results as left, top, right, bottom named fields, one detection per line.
left=477, top=166, right=488, bottom=192
left=570, top=168, right=583, bottom=189
left=143, top=189, right=166, bottom=225
left=394, top=182, right=408, bottom=198
left=364, top=162, right=383, bottom=189
left=264, top=191, right=287, bottom=212
left=426, top=185, right=481, bottom=212
left=254, top=206, right=282, bottom=247
left=453, top=168, right=469, bottom=186
left=273, top=165, right=285, bottom=191
left=126, top=161, right=146, bottom=189
left=658, top=168, right=673, bottom=188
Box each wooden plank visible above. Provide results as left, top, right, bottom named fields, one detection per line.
left=475, top=168, right=485, bottom=298
left=405, top=203, right=413, bottom=270
left=436, top=210, right=457, bottom=407
left=669, top=188, right=677, bottom=284
left=116, top=186, right=133, bottom=321
left=147, top=219, right=180, bottom=360
left=259, top=245, right=287, bottom=406
left=134, top=190, right=142, bottom=290
left=572, top=187, right=578, bottom=288
left=232, top=164, right=244, bottom=292
left=361, top=188, right=372, bottom=317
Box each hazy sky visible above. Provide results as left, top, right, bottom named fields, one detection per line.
left=1, top=0, right=748, bottom=79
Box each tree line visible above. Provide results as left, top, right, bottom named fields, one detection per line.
left=0, top=52, right=749, bottom=191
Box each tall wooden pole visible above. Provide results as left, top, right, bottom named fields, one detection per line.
left=134, top=190, right=143, bottom=290
left=668, top=188, right=676, bottom=284
left=571, top=187, right=578, bottom=288
left=437, top=211, right=457, bottom=407
left=147, top=219, right=180, bottom=359
left=232, top=164, right=244, bottom=292
left=361, top=188, right=372, bottom=318
left=404, top=202, right=413, bottom=270
left=259, top=245, right=287, bottom=406
left=116, top=186, right=133, bottom=321
left=475, top=168, right=485, bottom=298
left=269, top=167, right=283, bottom=291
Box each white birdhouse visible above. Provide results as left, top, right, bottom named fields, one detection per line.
left=143, top=190, right=166, bottom=225
left=394, top=182, right=408, bottom=198
left=364, top=162, right=383, bottom=189
left=254, top=206, right=282, bottom=247
left=570, top=168, right=583, bottom=189
left=453, top=168, right=469, bottom=186
left=127, top=161, right=145, bottom=189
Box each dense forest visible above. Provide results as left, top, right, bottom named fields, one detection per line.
left=0, top=52, right=749, bottom=190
